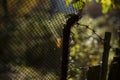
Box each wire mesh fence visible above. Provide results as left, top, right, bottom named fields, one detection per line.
left=0, top=0, right=67, bottom=80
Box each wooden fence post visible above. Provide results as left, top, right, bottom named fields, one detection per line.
left=108, top=48, right=120, bottom=80
left=118, top=32, right=120, bottom=47
left=100, top=32, right=111, bottom=80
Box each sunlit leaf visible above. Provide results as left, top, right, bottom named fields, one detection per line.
left=72, top=1, right=85, bottom=9
left=100, top=0, right=112, bottom=13
left=56, top=37, right=62, bottom=48
left=66, top=0, right=72, bottom=6
left=68, top=78, right=73, bottom=80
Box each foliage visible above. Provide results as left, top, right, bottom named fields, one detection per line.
left=100, top=0, right=112, bottom=13
left=67, top=15, right=104, bottom=79
left=65, top=0, right=120, bottom=13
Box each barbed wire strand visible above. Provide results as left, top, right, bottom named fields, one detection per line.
left=76, top=23, right=104, bottom=42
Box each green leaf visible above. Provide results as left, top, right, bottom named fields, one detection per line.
left=100, top=0, right=112, bottom=13
left=72, top=1, right=85, bottom=9
left=66, top=0, right=72, bottom=6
